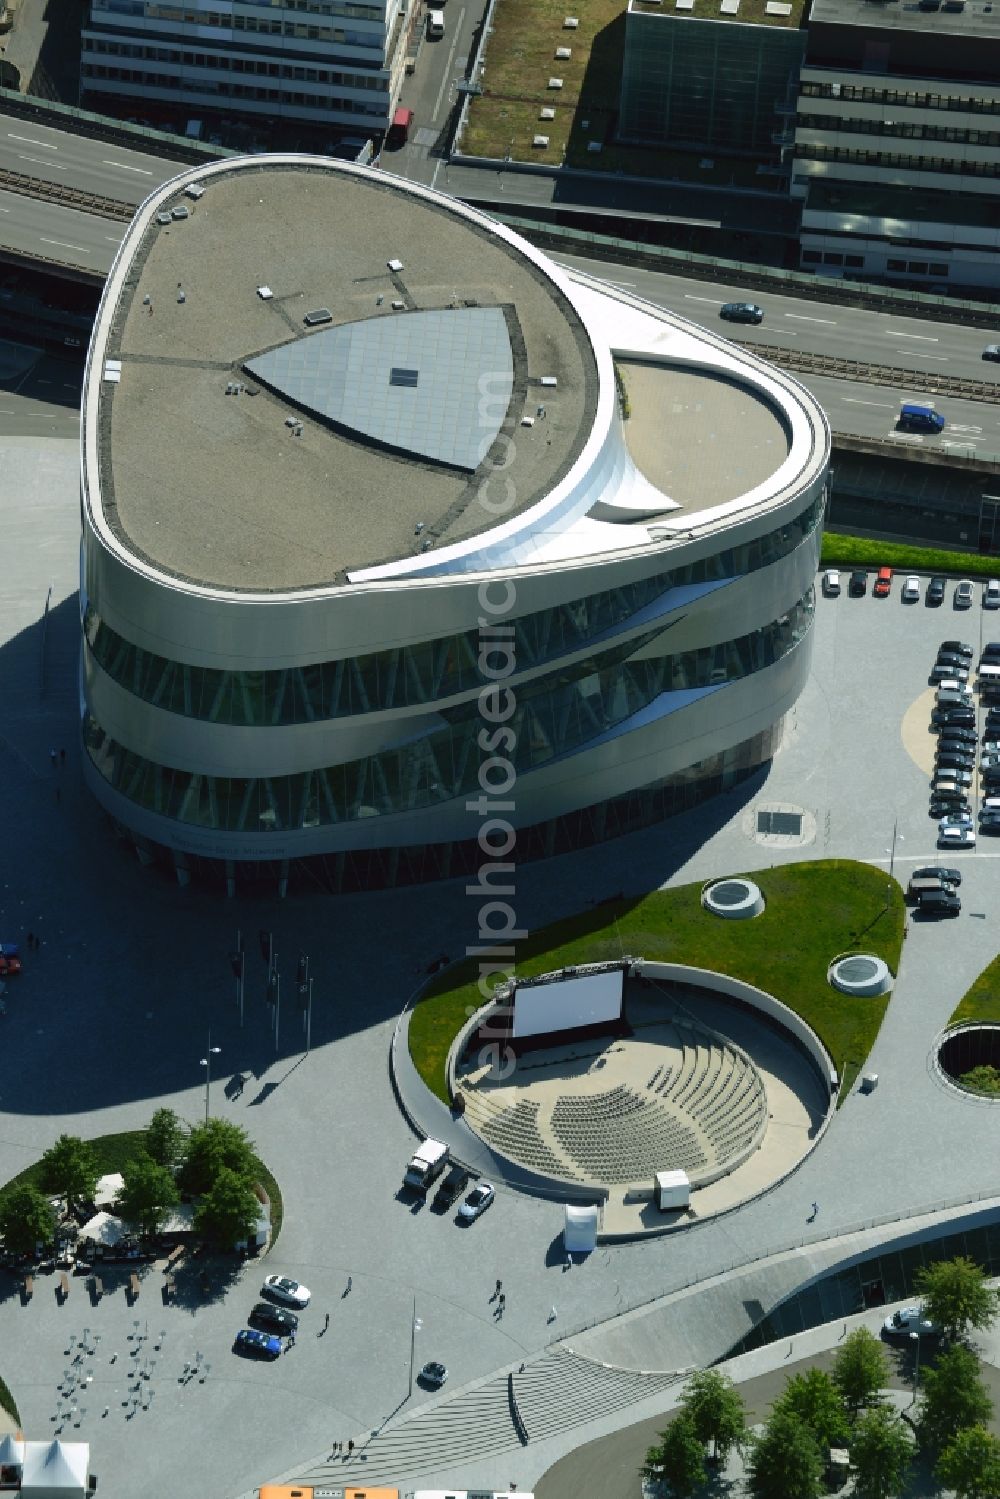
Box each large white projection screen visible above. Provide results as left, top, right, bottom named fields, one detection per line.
left=512, top=969, right=624, bottom=1040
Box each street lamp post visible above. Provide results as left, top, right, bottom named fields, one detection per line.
left=909, top=1330, right=921, bottom=1406
left=200, top=1030, right=222, bottom=1123
left=408, top=1297, right=422, bottom=1399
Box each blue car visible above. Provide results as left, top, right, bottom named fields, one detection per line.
left=234, top=1328, right=281, bottom=1360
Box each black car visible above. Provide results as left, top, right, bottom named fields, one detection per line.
left=927, top=577, right=947, bottom=606
left=432, top=1165, right=472, bottom=1213
left=936, top=756, right=976, bottom=774
left=937, top=651, right=970, bottom=669
left=917, top=889, right=961, bottom=917
left=984, top=345, right=1000, bottom=363
left=941, top=639, right=974, bottom=658
left=912, top=865, right=962, bottom=886
left=930, top=799, right=970, bottom=818
left=930, top=664, right=969, bottom=684
left=932, top=709, right=976, bottom=727
left=248, top=1302, right=299, bottom=1334
left=849, top=570, right=868, bottom=597
left=938, top=732, right=977, bottom=750
left=979, top=811, right=1000, bottom=832
left=720, top=301, right=763, bottom=325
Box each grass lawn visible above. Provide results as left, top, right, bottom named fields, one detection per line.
left=949, top=954, right=1000, bottom=1027
left=0, top=1130, right=282, bottom=1246
left=822, top=534, right=1000, bottom=579
left=409, top=860, right=905, bottom=1106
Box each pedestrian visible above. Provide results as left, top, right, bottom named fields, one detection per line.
left=324, top=1311, right=330, bottom=1332
left=810, top=1201, right=819, bottom=1220
left=49, top=749, right=57, bottom=767
left=26, top=932, right=33, bottom=950
left=499, top=1292, right=506, bottom=1311
left=59, top=748, right=66, bottom=765
left=286, top=1332, right=295, bottom=1351
left=548, top=1306, right=557, bottom=1322
left=345, top=1274, right=352, bottom=1295
left=347, top=1439, right=354, bottom=1456
left=494, top=1278, right=502, bottom=1298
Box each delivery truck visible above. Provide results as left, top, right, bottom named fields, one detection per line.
left=403, top=1138, right=449, bottom=1193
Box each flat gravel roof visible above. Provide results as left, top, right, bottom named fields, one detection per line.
left=97, top=161, right=598, bottom=593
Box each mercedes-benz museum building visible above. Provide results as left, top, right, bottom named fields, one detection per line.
left=79, top=156, right=830, bottom=892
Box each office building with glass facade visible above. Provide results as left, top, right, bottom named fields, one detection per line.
left=620, top=0, right=805, bottom=158
left=79, top=156, right=829, bottom=891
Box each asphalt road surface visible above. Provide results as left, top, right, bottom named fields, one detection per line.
left=0, top=117, right=183, bottom=204
left=0, top=337, right=81, bottom=439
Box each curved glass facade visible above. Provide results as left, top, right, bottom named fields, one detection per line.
left=84, top=590, right=813, bottom=834
left=83, top=492, right=824, bottom=726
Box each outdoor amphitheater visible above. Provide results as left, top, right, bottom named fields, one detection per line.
left=454, top=966, right=834, bottom=1237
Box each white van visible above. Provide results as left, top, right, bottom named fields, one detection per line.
left=427, top=8, right=445, bottom=36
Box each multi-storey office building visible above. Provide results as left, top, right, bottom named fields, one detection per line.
left=80, top=0, right=411, bottom=137
left=620, top=0, right=806, bottom=160
left=79, top=157, right=829, bottom=892
left=792, top=0, right=1000, bottom=288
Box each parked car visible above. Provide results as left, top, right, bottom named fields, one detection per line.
left=0, top=954, right=21, bottom=976
left=918, top=889, right=961, bottom=917
left=930, top=801, right=970, bottom=820
left=902, top=575, right=920, bottom=602
left=939, top=824, right=976, bottom=848
left=432, top=1165, right=472, bottom=1213
left=0, top=942, right=20, bottom=958
left=979, top=810, right=1000, bottom=833
left=418, top=1360, right=448, bottom=1388
left=931, top=712, right=976, bottom=730
left=261, top=1275, right=311, bottom=1308
left=883, top=1306, right=937, bottom=1339
left=822, top=569, right=841, bottom=597
left=849, top=570, right=867, bottom=597
left=938, top=730, right=977, bottom=748
left=457, top=1182, right=495, bottom=1222
left=927, top=576, right=946, bottom=606
left=937, top=650, right=971, bottom=668
left=930, top=664, right=968, bottom=684
left=249, top=1302, right=298, bottom=1333
left=912, top=865, right=962, bottom=886
left=720, top=301, right=763, bottom=324
left=986, top=579, right=1000, bottom=610
left=955, top=579, right=975, bottom=608
left=942, top=639, right=974, bottom=657
left=936, top=756, right=975, bottom=774
left=874, top=565, right=893, bottom=598
left=234, top=1328, right=282, bottom=1359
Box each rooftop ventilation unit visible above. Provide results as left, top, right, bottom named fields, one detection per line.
left=541, top=375, right=558, bottom=387
left=389, top=367, right=419, bottom=387
left=533, top=135, right=551, bottom=147
left=387, top=258, right=404, bottom=272
left=563, top=13, right=579, bottom=23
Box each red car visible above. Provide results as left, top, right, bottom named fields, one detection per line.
left=0, top=953, right=21, bottom=976
left=874, top=565, right=893, bottom=598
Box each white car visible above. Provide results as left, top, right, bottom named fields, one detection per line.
left=986, top=579, right=1000, bottom=610
left=955, top=579, right=975, bottom=608
left=939, top=824, right=976, bottom=847
left=261, top=1275, right=311, bottom=1308
left=902, top=575, right=920, bottom=602
left=822, top=569, right=841, bottom=597
left=457, top=1182, right=495, bottom=1222
left=883, top=1305, right=937, bottom=1339
left=939, top=811, right=973, bottom=829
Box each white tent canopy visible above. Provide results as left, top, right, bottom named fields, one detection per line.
left=93, top=1172, right=124, bottom=1209
left=19, top=1439, right=89, bottom=1496
left=78, top=1210, right=126, bottom=1247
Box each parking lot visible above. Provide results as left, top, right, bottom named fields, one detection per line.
left=4, top=421, right=1000, bottom=1499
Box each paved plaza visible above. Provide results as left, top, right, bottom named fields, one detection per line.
left=2, top=428, right=1000, bottom=1497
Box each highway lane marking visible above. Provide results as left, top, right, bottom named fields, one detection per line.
left=40, top=237, right=88, bottom=253
left=784, top=313, right=837, bottom=324
left=900, top=351, right=949, bottom=361
left=17, top=153, right=67, bottom=169
left=845, top=398, right=893, bottom=407
left=886, top=330, right=939, bottom=341
left=684, top=295, right=718, bottom=304
left=105, top=236, right=122, bottom=242
left=949, top=425, right=983, bottom=434
left=102, top=159, right=154, bottom=175
left=8, top=133, right=58, bottom=150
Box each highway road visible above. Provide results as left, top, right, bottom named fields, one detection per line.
left=555, top=252, right=1000, bottom=383
left=0, top=185, right=123, bottom=274
left=0, top=117, right=183, bottom=205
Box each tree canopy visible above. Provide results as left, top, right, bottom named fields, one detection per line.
left=919, top=1342, right=994, bottom=1454
left=115, top=1156, right=180, bottom=1237
left=937, top=1425, right=1000, bottom=1499
left=38, top=1134, right=99, bottom=1207
left=850, top=1404, right=914, bottom=1499
left=680, top=1368, right=746, bottom=1463
left=641, top=1412, right=707, bottom=1498
left=193, top=1167, right=259, bottom=1248
left=832, top=1327, right=888, bottom=1414
left=914, top=1256, right=1000, bottom=1343
left=145, top=1108, right=187, bottom=1170
left=747, top=1409, right=824, bottom=1499
left=773, top=1367, right=849, bottom=1450
left=0, top=1184, right=57, bottom=1258
left=180, top=1118, right=256, bottom=1196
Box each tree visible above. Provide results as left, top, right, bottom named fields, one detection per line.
left=180, top=1118, right=256, bottom=1196
left=680, top=1368, right=746, bottom=1464
left=773, top=1367, right=849, bottom=1450
left=641, top=1412, right=707, bottom=1498
left=918, top=1342, right=994, bottom=1454
left=114, top=1156, right=179, bottom=1237
left=193, top=1167, right=259, bottom=1249
left=145, top=1108, right=187, bottom=1170
left=850, top=1404, right=914, bottom=1499
left=0, top=1184, right=57, bottom=1257
left=914, top=1256, right=1000, bottom=1343
left=833, top=1327, right=888, bottom=1414
left=38, top=1134, right=99, bottom=1207
left=747, top=1409, right=824, bottom=1499
left=937, top=1425, right=1000, bottom=1499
